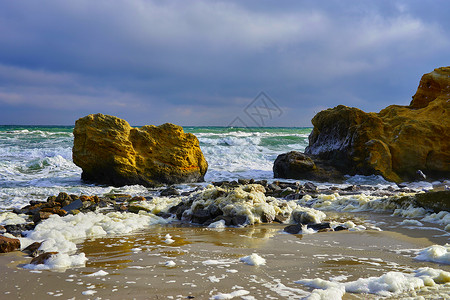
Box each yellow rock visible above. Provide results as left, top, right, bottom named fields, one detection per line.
left=306, top=67, right=450, bottom=182
left=73, top=114, right=208, bottom=186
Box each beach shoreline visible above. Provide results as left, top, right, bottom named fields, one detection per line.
left=1, top=215, right=449, bottom=299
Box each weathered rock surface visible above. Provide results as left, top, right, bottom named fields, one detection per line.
left=0, top=235, right=20, bottom=253
left=30, top=252, right=58, bottom=265
left=392, top=190, right=450, bottom=213
left=273, top=151, right=344, bottom=182
left=73, top=113, right=208, bottom=187
left=276, top=67, right=450, bottom=182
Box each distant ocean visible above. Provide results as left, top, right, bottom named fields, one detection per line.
left=0, top=125, right=314, bottom=211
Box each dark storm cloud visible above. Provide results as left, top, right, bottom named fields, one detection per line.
left=0, top=0, right=449, bottom=125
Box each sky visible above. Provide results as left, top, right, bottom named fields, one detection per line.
left=0, top=0, right=449, bottom=127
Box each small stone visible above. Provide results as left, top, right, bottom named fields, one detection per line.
left=130, top=196, right=146, bottom=202
left=176, top=205, right=189, bottom=220
left=56, top=192, right=71, bottom=203
left=307, top=222, right=331, bottom=231
left=283, top=224, right=302, bottom=234
left=208, top=205, right=223, bottom=218
left=191, top=209, right=211, bottom=224
left=32, top=211, right=53, bottom=224
left=280, top=188, right=295, bottom=197
left=155, top=212, right=172, bottom=219
left=211, top=216, right=232, bottom=226
left=292, top=210, right=317, bottom=225
left=304, top=182, right=318, bottom=192
left=238, top=178, right=250, bottom=185
left=0, top=235, right=20, bottom=253
left=275, top=212, right=290, bottom=223
left=285, top=193, right=304, bottom=200
left=231, top=215, right=248, bottom=226
left=333, top=225, right=347, bottom=231
left=4, top=223, right=35, bottom=237
left=61, top=200, right=72, bottom=207
left=62, top=199, right=83, bottom=213
left=23, top=242, right=42, bottom=257
left=160, top=187, right=180, bottom=196
left=30, top=252, right=58, bottom=265
left=82, top=201, right=93, bottom=209
left=268, top=184, right=281, bottom=191
left=261, top=212, right=274, bottom=223
left=128, top=205, right=151, bottom=214
left=40, top=207, right=67, bottom=216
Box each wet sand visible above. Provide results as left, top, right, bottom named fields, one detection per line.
left=1, top=211, right=449, bottom=299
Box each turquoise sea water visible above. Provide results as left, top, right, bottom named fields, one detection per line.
left=0, top=125, right=312, bottom=210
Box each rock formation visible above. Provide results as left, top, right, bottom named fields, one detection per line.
left=73, top=114, right=208, bottom=186
left=275, top=66, right=450, bottom=182
left=273, top=151, right=344, bottom=182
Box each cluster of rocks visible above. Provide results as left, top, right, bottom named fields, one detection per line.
left=1, top=180, right=448, bottom=256
left=210, top=179, right=415, bottom=199
left=11, top=192, right=141, bottom=225
left=165, top=183, right=327, bottom=228
left=274, top=67, right=450, bottom=183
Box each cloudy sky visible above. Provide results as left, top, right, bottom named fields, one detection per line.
left=0, top=0, right=449, bottom=126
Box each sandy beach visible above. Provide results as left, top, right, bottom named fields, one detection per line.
left=1, top=210, right=449, bottom=299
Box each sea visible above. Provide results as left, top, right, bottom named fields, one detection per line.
left=0, top=125, right=449, bottom=299
left=0, top=125, right=314, bottom=211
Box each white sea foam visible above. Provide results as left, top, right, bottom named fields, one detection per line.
left=414, top=244, right=450, bottom=264
left=163, top=234, right=175, bottom=244
left=23, top=253, right=87, bottom=270
left=20, top=211, right=168, bottom=270
left=208, top=219, right=226, bottom=229
left=240, top=253, right=266, bottom=266
left=85, top=270, right=109, bottom=277
left=400, top=219, right=424, bottom=226
left=212, top=289, right=250, bottom=299
left=297, top=267, right=450, bottom=298
left=297, top=192, right=450, bottom=230
left=165, top=260, right=176, bottom=267
left=202, top=259, right=236, bottom=266
left=0, top=212, right=28, bottom=225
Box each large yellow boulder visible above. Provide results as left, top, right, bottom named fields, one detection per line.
left=72, top=114, right=208, bottom=186
left=305, top=67, right=450, bottom=182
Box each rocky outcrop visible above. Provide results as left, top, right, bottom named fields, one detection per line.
left=276, top=67, right=450, bottom=182
left=73, top=114, right=208, bottom=187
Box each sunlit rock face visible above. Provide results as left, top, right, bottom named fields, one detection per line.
left=73, top=113, right=208, bottom=187
left=276, top=67, right=450, bottom=183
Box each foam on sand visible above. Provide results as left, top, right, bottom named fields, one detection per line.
left=212, top=289, right=250, bottom=299
left=296, top=267, right=450, bottom=298
left=85, top=270, right=109, bottom=277
left=240, top=253, right=266, bottom=266
left=20, top=211, right=168, bottom=270
left=298, top=192, right=450, bottom=230
left=163, top=234, right=175, bottom=244
left=414, top=244, right=450, bottom=264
